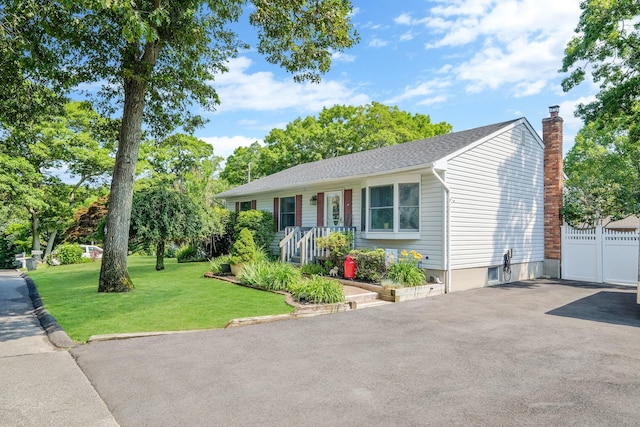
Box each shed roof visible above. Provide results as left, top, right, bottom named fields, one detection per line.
left=217, top=118, right=522, bottom=198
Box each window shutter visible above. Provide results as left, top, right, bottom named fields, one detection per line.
left=316, top=192, right=324, bottom=226
left=295, top=194, right=302, bottom=227
left=344, top=189, right=353, bottom=227
left=251, top=200, right=256, bottom=210
left=273, top=198, right=279, bottom=231
left=361, top=188, right=366, bottom=231
left=235, top=202, right=239, bottom=212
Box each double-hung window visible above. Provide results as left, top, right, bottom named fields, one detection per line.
left=279, top=196, right=296, bottom=230
left=399, top=183, right=419, bottom=231
left=363, top=175, right=420, bottom=239
left=370, top=185, right=394, bottom=231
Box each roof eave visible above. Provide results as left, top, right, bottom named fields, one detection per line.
left=216, top=162, right=437, bottom=199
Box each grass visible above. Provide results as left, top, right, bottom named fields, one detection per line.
left=27, top=256, right=294, bottom=342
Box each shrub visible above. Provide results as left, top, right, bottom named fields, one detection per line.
left=316, top=231, right=353, bottom=258
left=300, top=262, right=325, bottom=276
left=164, top=246, right=177, bottom=258
left=209, top=254, right=232, bottom=274
left=239, top=260, right=302, bottom=292
left=230, top=228, right=257, bottom=265
left=288, top=275, right=345, bottom=304
left=234, top=210, right=276, bottom=250
left=387, top=250, right=425, bottom=287
left=55, top=244, right=84, bottom=265
left=316, top=231, right=353, bottom=275
left=176, top=244, right=206, bottom=263
left=348, top=248, right=386, bottom=283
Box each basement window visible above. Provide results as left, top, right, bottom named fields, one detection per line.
left=488, top=267, right=499, bottom=283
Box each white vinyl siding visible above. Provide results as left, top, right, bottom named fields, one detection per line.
left=225, top=174, right=445, bottom=269
left=447, top=123, right=544, bottom=269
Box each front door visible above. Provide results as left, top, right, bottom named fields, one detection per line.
left=325, top=191, right=343, bottom=226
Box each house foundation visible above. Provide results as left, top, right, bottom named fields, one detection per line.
left=450, top=261, right=544, bottom=292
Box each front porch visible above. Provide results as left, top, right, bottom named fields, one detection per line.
left=279, top=226, right=356, bottom=266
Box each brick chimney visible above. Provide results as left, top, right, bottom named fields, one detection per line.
left=542, top=105, right=563, bottom=278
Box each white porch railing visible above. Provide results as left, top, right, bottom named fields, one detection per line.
left=280, top=226, right=356, bottom=265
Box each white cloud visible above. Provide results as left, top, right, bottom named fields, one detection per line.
left=513, top=80, right=547, bottom=98
left=199, top=135, right=263, bottom=160
left=417, top=95, right=449, bottom=106
left=360, top=21, right=384, bottom=30
left=455, top=36, right=563, bottom=96
left=400, top=0, right=583, bottom=96
left=369, top=38, right=389, bottom=48
left=331, top=51, right=356, bottom=63
left=384, top=79, right=452, bottom=105
left=558, top=96, right=595, bottom=133
left=394, top=13, right=413, bottom=25
left=399, top=31, right=414, bottom=42
left=208, top=57, right=370, bottom=114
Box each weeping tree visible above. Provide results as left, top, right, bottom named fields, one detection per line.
left=131, top=186, right=206, bottom=271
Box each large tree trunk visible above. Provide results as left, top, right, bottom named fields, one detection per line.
left=156, top=240, right=165, bottom=271
left=98, top=77, right=147, bottom=292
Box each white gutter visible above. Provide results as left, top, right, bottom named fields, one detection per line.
left=431, top=166, right=452, bottom=293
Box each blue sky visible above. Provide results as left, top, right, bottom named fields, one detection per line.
left=194, top=0, right=595, bottom=161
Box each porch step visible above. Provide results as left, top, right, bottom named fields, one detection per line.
left=355, top=299, right=393, bottom=309
left=289, top=256, right=301, bottom=265
left=344, top=285, right=390, bottom=309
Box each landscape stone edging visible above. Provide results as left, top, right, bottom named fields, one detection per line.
left=207, top=273, right=355, bottom=327
left=21, top=273, right=79, bottom=349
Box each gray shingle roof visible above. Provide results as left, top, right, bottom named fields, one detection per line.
left=217, top=118, right=521, bottom=198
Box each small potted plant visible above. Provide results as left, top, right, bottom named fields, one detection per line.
left=229, top=228, right=257, bottom=276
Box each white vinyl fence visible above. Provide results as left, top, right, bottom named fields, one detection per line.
left=562, top=225, right=639, bottom=286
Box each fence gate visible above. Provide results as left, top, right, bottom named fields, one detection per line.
left=562, top=225, right=639, bottom=285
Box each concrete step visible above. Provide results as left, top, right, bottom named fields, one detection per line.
left=354, top=299, right=393, bottom=309
left=345, top=290, right=380, bottom=304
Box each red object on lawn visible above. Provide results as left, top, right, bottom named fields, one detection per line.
left=344, top=255, right=356, bottom=279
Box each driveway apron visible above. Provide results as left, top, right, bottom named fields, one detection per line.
left=72, top=280, right=640, bottom=426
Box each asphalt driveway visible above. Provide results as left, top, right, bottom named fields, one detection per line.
left=72, top=280, right=640, bottom=426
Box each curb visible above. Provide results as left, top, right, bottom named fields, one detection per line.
left=21, top=273, right=79, bottom=349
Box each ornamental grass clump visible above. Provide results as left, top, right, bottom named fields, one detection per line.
left=387, top=250, right=425, bottom=287
left=300, top=262, right=325, bottom=276
left=239, top=260, right=301, bottom=292
left=209, top=254, right=232, bottom=274
left=289, top=275, right=345, bottom=304
left=176, top=244, right=206, bottom=263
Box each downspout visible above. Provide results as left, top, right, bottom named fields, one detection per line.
left=432, top=167, right=451, bottom=293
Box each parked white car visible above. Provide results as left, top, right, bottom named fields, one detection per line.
left=80, top=245, right=103, bottom=259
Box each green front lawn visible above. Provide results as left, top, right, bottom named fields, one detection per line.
left=27, top=256, right=294, bottom=342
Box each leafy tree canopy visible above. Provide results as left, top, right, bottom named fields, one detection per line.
left=221, top=102, right=452, bottom=185
left=562, top=122, right=639, bottom=227
left=0, top=101, right=115, bottom=256
left=561, top=1, right=640, bottom=137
